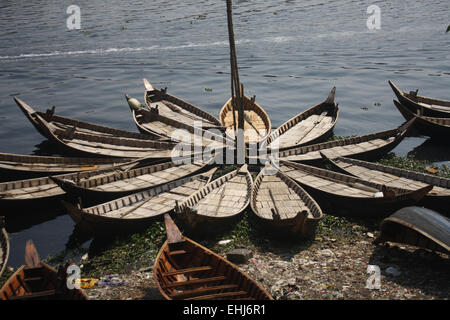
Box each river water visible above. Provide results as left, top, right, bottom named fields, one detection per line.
left=1, top=0, right=449, bottom=267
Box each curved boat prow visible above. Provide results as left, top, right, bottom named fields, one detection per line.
left=143, top=78, right=154, bottom=91
left=325, top=86, right=336, bottom=104
left=164, top=214, right=184, bottom=245
left=24, top=240, right=40, bottom=268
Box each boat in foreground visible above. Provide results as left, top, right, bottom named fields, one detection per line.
left=0, top=216, right=9, bottom=278
left=0, top=241, right=88, bottom=300
left=374, top=206, right=450, bottom=253
left=154, top=214, right=273, bottom=300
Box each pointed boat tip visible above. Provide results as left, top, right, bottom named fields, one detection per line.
left=143, top=78, right=154, bottom=91
left=124, top=93, right=131, bottom=101
left=164, top=214, right=184, bottom=244
left=24, top=240, right=40, bottom=268
left=325, top=86, right=336, bottom=103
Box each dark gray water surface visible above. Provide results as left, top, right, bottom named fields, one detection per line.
left=1, top=0, right=449, bottom=267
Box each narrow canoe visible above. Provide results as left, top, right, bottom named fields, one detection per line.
left=0, top=241, right=88, bottom=300
left=220, top=95, right=271, bottom=145
left=261, top=118, right=415, bottom=164
left=52, top=158, right=212, bottom=203
left=0, top=152, right=131, bottom=179
left=389, top=80, right=450, bottom=118
left=61, top=168, right=218, bottom=235
left=175, top=164, right=253, bottom=231
left=279, top=160, right=432, bottom=217
left=393, top=100, right=450, bottom=142
left=322, top=155, right=450, bottom=213
left=374, top=206, right=450, bottom=253
left=143, top=78, right=223, bottom=130
left=261, top=87, right=339, bottom=151
left=250, top=164, right=323, bottom=238
left=154, top=214, right=273, bottom=300
left=0, top=217, right=9, bottom=278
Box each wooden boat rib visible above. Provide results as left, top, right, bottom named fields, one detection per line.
left=154, top=214, right=273, bottom=300
left=176, top=164, right=252, bottom=230
left=322, top=155, right=450, bottom=213
left=51, top=158, right=212, bottom=202
left=270, top=118, right=415, bottom=164
left=0, top=217, right=9, bottom=278
left=220, top=95, right=271, bottom=145
left=261, top=87, right=339, bottom=150
left=389, top=80, right=450, bottom=118
left=14, top=97, right=165, bottom=140
left=143, top=79, right=223, bottom=130
left=0, top=152, right=131, bottom=178
left=279, top=160, right=432, bottom=217
left=61, top=168, right=218, bottom=234
left=374, top=206, right=450, bottom=253
left=250, top=165, right=323, bottom=238
left=0, top=241, right=88, bottom=300
left=393, top=100, right=450, bottom=141
left=34, top=113, right=179, bottom=158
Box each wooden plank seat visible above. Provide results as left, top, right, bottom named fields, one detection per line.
left=186, top=290, right=248, bottom=300
left=163, top=276, right=226, bottom=288
left=161, top=266, right=212, bottom=277
left=171, top=284, right=238, bottom=299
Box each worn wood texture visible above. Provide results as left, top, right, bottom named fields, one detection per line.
left=0, top=217, right=9, bottom=278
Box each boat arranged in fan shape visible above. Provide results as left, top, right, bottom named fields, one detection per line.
left=143, top=78, right=223, bottom=130
left=127, top=94, right=229, bottom=149
left=0, top=241, right=88, bottom=300
left=260, top=118, right=416, bottom=164
left=322, top=155, right=450, bottom=213
left=260, top=87, right=339, bottom=151
left=0, top=152, right=132, bottom=178
left=250, top=164, right=323, bottom=238
left=278, top=160, right=432, bottom=217
left=374, top=206, right=450, bottom=253
left=175, top=164, right=252, bottom=231
left=389, top=80, right=450, bottom=118
left=393, top=100, right=450, bottom=142
left=61, top=168, right=218, bottom=235
left=0, top=217, right=9, bottom=278
left=154, top=214, right=273, bottom=300
left=220, top=95, right=272, bottom=145
left=14, top=97, right=165, bottom=140
left=51, top=157, right=213, bottom=203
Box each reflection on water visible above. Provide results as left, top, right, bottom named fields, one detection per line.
left=408, top=138, right=450, bottom=164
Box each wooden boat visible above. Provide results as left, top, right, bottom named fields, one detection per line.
left=0, top=152, right=131, bottom=179
left=263, top=118, right=415, bottom=164
left=389, top=80, right=450, bottom=118
left=61, top=168, right=218, bottom=235
left=393, top=100, right=450, bottom=142
left=0, top=216, right=9, bottom=278
left=0, top=241, right=88, bottom=300
left=51, top=158, right=212, bottom=203
left=322, top=155, right=450, bottom=213
left=143, top=79, right=223, bottom=130
left=374, top=206, right=450, bottom=253
left=279, top=160, right=432, bottom=217
left=14, top=97, right=165, bottom=140
left=154, top=214, right=273, bottom=300
left=175, top=165, right=252, bottom=231
left=33, top=113, right=179, bottom=158
left=220, top=95, right=271, bottom=145
left=260, top=87, right=339, bottom=151
left=250, top=164, right=323, bottom=238
left=127, top=94, right=229, bottom=149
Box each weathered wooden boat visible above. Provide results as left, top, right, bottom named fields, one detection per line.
left=51, top=158, right=212, bottom=203
left=220, top=95, right=271, bottom=145
left=374, top=206, right=450, bottom=253
left=250, top=164, right=323, bottom=238
left=279, top=160, right=432, bottom=217
left=143, top=79, right=223, bottom=130
left=261, top=118, right=415, bottom=164
left=14, top=97, right=165, bottom=140
left=322, top=155, right=450, bottom=213
left=61, top=168, right=217, bottom=235
left=0, top=217, right=9, bottom=278
left=393, top=100, right=450, bottom=142
left=175, top=165, right=252, bottom=231
left=0, top=152, right=131, bottom=179
left=261, top=87, right=339, bottom=151
left=0, top=241, right=88, bottom=300
left=154, top=214, right=273, bottom=300
left=127, top=94, right=229, bottom=149
left=389, top=80, right=450, bottom=118
left=33, top=113, right=179, bottom=158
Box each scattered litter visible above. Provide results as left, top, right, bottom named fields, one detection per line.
left=218, top=239, right=232, bottom=245
left=426, top=168, right=438, bottom=174
left=97, top=274, right=129, bottom=287
left=367, top=232, right=374, bottom=238
left=385, top=267, right=401, bottom=277
left=80, top=278, right=99, bottom=289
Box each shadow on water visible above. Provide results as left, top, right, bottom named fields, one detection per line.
left=408, top=138, right=450, bottom=164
